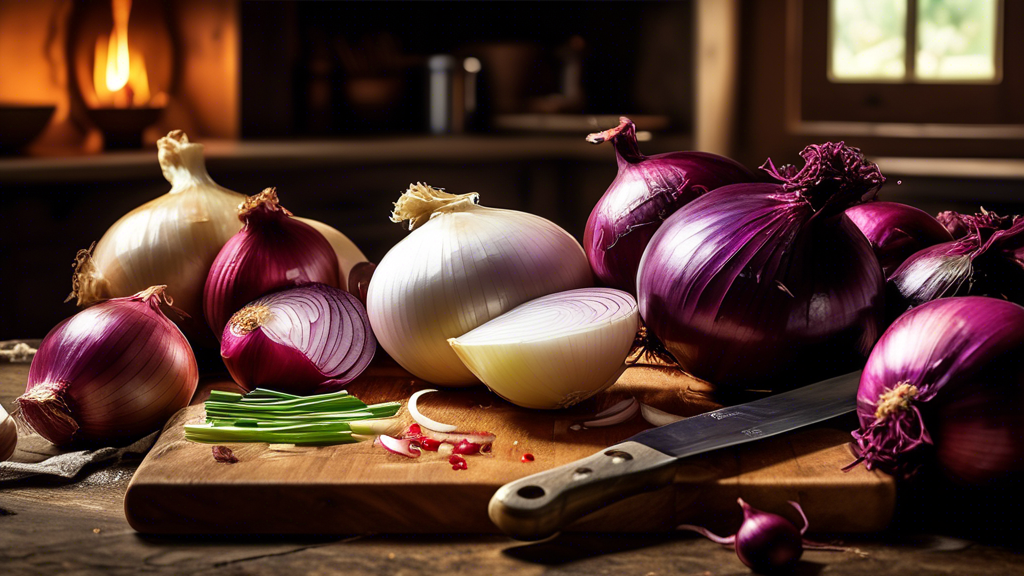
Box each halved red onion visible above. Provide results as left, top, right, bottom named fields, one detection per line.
left=449, top=288, right=639, bottom=409
left=221, top=283, right=375, bottom=394
left=204, top=188, right=340, bottom=339
left=18, top=286, right=198, bottom=446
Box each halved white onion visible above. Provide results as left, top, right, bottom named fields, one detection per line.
left=448, top=288, right=639, bottom=409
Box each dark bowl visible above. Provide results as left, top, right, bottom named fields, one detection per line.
left=84, top=107, right=164, bottom=150
left=0, top=105, right=56, bottom=154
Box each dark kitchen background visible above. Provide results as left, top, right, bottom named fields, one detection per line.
left=1, top=0, right=1022, bottom=340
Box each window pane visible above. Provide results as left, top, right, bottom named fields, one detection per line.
left=830, top=0, right=907, bottom=81
left=916, top=0, right=998, bottom=81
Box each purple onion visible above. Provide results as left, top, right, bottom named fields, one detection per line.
left=637, top=142, right=886, bottom=389
left=583, top=117, right=754, bottom=294
left=221, top=283, right=375, bottom=394
left=204, top=188, right=340, bottom=339
left=852, top=296, right=1024, bottom=483
left=845, top=201, right=953, bottom=278
left=889, top=214, right=1024, bottom=310
left=18, top=286, right=198, bottom=446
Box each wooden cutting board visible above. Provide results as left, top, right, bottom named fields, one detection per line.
left=124, top=359, right=895, bottom=535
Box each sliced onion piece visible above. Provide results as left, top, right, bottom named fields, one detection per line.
left=376, top=435, right=421, bottom=458
left=594, top=397, right=637, bottom=419
left=640, top=403, right=686, bottom=427
left=449, top=288, right=639, bottom=409
left=583, top=398, right=640, bottom=427
left=408, top=389, right=457, bottom=432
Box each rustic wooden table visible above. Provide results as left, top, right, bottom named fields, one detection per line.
left=2, top=359, right=1022, bottom=575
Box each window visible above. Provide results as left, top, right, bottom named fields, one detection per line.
left=795, top=0, right=1021, bottom=126
left=830, top=0, right=1000, bottom=83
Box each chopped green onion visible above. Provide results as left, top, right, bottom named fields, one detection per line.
left=184, top=389, right=401, bottom=446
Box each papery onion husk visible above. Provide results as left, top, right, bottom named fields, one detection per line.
left=18, top=286, right=198, bottom=446
left=637, top=142, right=886, bottom=389
left=295, top=217, right=369, bottom=290
left=0, top=404, right=17, bottom=462
left=71, top=131, right=244, bottom=341
left=936, top=207, right=1015, bottom=240
left=367, top=183, right=593, bottom=386
left=584, top=117, right=755, bottom=294
left=845, top=201, right=953, bottom=278
left=851, top=296, right=1024, bottom=484
left=205, top=188, right=341, bottom=338
left=889, top=214, right=1024, bottom=310
left=221, top=283, right=375, bottom=394
left=449, top=288, right=639, bottom=409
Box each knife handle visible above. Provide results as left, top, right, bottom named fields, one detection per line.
left=488, top=440, right=677, bottom=541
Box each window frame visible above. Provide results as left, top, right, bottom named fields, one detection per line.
left=786, top=0, right=1024, bottom=135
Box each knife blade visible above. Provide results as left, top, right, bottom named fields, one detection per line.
left=488, top=370, right=861, bottom=540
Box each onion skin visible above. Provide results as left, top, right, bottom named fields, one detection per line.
left=584, top=117, right=755, bottom=294
left=367, top=184, right=592, bottom=386
left=72, top=131, right=244, bottom=340
left=204, top=188, right=341, bottom=339
left=221, top=283, right=375, bottom=394
left=18, top=286, right=198, bottom=447
left=853, top=296, right=1024, bottom=483
left=845, top=201, right=954, bottom=278
left=889, top=216, right=1024, bottom=310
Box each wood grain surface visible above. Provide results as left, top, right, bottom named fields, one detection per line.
left=5, top=350, right=1024, bottom=575
left=125, top=359, right=895, bottom=535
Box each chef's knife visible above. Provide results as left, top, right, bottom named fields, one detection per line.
left=488, top=370, right=861, bottom=541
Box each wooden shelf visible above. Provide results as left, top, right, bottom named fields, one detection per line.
left=0, top=134, right=694, bottom=183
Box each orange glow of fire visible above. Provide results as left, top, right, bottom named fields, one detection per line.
left=91, top=0, right=158, bottom=108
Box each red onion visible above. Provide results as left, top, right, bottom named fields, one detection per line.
left=204, top=188, right=340, bottom=339
left=851, top=296, right=1024, bottom=483
left=679, top=499, right=847, bottom=573
left=889, top=214, right=1024, bottom=310
left=584, top=117, right=754, bottom=294
left=18, top=286, right=198, bottom=446
left=637, top=142, right=886, bottom=389
left=221, top=283, right=375, bottom=394
left=845, top=201, right=953, bottom=277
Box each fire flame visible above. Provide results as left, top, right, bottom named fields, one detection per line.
left=91, top=0, right=152, bottom=107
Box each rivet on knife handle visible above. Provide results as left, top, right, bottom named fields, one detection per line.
left=488, top=440, right=677, bottom=541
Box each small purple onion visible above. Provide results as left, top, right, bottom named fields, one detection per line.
left=637, top=142, right=885, bottom=389
left=204, top=188, right=340, bottom=339
left=221, top=283, right=375, bottom=394
left=18, top=286, right=198, bottom=446
left=845, top=201, right=953, bottom=278
left=583, top=117, right=754, bottom=294
left=679, top=498, right=830, bottom=573
left=852, top=296, right=1024, bottom=483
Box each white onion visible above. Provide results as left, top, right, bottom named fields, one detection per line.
left=0, top=404, right=16, bottom=462
left=640, top=403, right=686, bottom=427
left=449, top=288, right=639, bottom=409
left=367, top=183, right=593, bottom=386
left=71, top=131, right=244, bottom=338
